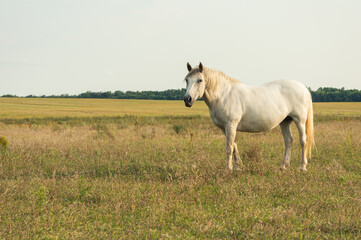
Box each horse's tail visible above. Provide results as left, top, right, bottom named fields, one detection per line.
left=305, top=101, right=314, bottom=159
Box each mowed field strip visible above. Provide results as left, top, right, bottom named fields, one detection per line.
left=0, top=97, right=360, bottom=119
left=0, top=98, right=208, bottom=119
left=0, top=98, right=360, bottom=239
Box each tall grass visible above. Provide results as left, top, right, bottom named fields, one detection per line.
left=0, top=100, right=360, bottom=238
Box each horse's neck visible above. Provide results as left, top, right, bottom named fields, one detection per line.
left=202, top=74, right=236, bottom=109
left=203, top=88, right=217, bottom=108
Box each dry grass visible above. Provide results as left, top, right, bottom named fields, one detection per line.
left=313, top=102, right=361, bottom=116
left=0, top=99, right=360, bottom=239
left=0, top=98, right=208, bottom=119
left=1, top=98, right=360, bottom=120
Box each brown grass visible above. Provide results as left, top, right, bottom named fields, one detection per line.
left=0, top=100, right=360, bottom=238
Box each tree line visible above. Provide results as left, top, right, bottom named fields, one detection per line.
left=2, top=87, right=361, bottom=102
left=310, top=87, right=360, bottom=102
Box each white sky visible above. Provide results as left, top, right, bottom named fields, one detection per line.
left=1, top=0, right=360, bottom=96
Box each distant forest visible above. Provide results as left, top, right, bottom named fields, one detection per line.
left=2, top=87, right=361, bottom=102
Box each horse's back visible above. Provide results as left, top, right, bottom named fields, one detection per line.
left=259, top=79, right=311, bottom=109
left=264, top=79, right=309, bottom=96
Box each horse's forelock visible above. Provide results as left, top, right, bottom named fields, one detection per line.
left=185, top=68, right=202, bottom=79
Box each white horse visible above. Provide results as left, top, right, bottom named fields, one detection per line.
left=183, top=62, right=314, bottom=171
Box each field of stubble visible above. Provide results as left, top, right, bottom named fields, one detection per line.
left=0, top=98, right=360, bottom=239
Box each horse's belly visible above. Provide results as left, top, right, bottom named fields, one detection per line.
left=209, top=106, right=286, bottom=133
left=237, top=122, right=270, bottom=132
left=237, top=115, right=282, bottom=132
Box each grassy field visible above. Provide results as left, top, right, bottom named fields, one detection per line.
left=0, top=98, right=360, bottom=239
left=0, top=98, right=209, bottom=119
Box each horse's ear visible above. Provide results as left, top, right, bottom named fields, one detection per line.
left=199, top=62, right=203, bottom=73
left=187, top=62, right=192, bottom=72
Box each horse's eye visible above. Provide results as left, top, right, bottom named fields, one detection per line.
left=198, top=79, right=202, bottom=83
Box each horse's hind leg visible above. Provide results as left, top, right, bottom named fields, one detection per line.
left=294, top=120, right=308, bottom=171
left=280, top=119, right=293, bottom=171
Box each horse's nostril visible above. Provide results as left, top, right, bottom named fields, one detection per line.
left=184, top=96, right=192, bottom=103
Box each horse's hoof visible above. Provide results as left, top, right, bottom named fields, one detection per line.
left=233, top=166, right=241, bottom=171
left=279, top=166, right=287, bottom=172
left=299, top=166, right=307, bottom=172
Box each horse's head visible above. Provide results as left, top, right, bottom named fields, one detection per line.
left=183, top=62, right=205, bottom=107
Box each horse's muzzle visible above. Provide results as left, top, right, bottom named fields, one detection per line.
left=184, top=95, right=192, bottom=107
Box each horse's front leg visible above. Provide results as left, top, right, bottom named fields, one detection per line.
left=225, top=122, right=238, bottom=171
left=233, top=143, right=243, bottom=170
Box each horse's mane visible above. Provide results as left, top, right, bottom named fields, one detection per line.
left=203, top=67, right=240, bottom=92
left=185, top=66, right=240, bottom=92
